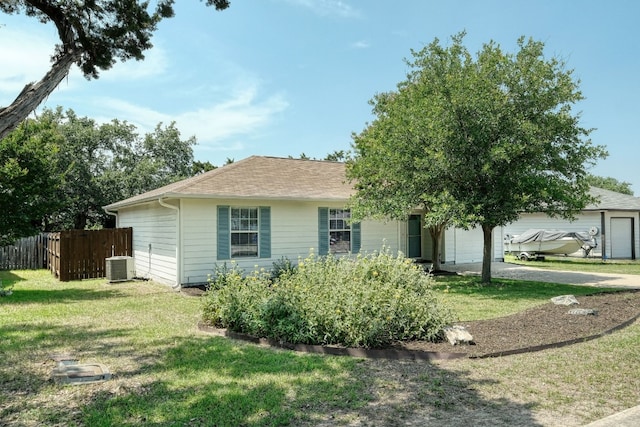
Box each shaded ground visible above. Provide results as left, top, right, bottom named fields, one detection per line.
left=393, top=290, right=640, bottom=358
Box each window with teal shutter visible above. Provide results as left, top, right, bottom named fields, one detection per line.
left=319, top=208, right=361, bottom=254
left=318, top=207, right=329, bottom=255
left=259, top=206, right=271, bottom=258
left=217, top=205, right=230, bottom=260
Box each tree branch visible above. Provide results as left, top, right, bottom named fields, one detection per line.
left=0, top=50, right=79, bottom=140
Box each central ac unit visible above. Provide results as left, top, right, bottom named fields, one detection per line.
left=106, top=256, right=135, bottom=282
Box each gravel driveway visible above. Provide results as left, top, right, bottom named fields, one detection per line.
left=444, top=261, right=640, bottom=289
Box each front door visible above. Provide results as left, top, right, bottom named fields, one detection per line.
left=408, top=215, right=422, bottom=258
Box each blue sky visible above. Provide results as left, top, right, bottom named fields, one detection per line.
left=1, top=0, right=639, bottom=194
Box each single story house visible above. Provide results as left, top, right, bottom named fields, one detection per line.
left=103, top=156, right=503, bottom=287
left=502, top=187, right=640, bottom=260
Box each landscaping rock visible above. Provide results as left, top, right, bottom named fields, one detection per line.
left=551, top=295, right=579, bottom=306
left=444, top=325, right=475, bottom=346
left=568, top=308, right=598, bottom=316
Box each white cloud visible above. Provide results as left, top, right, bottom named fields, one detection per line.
left=281, top=0, right=362, bottom=18
left=94, top=83, right=289, bottom=150
left=101, top=46, right=169, bottom=81
left=350, top=40, right=370, bottom=49
left=0, top=24, right=168, bottom=108
left=0, top=26, right=57, bottom=100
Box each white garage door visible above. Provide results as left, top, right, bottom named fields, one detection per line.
left=610, top=218, right=633, bottom=259
left=453, top=227, right=485, bottom=263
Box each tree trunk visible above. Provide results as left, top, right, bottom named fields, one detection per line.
left=0, top=51, right=78, bottom=140
left=428, top=224, right=445, bottom=271
left=481, top=224, right=493, bottom=283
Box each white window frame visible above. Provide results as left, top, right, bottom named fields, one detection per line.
left=329, top=208, right=351, bottom=254
left=230, top=207, right=259, bottom=258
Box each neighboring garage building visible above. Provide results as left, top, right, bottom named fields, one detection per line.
left=503, top=187, right=640, bottom=260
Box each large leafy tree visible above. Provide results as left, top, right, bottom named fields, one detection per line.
left=349, top=33, right=607, bottom=282
left=0, top=0, right=230, bottom=140
left=0, top=116, right=62, bottom=245
left=348, top=90, right=468, bottom=271
left=13, top=107, right=197, bottom=230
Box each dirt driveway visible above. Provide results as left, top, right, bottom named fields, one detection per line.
left=445, top=261, right=640, bottom=289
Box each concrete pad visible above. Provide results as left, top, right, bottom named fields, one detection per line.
left=444, top=262, right=640, bottom=289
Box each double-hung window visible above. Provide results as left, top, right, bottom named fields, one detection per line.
left=217, top=205, right=271, bottom=260
left=329, top=209, right=351, bottom=254
left=318, top=207, right=361, bottom=255
left=230, top=207, right=259, bottom=257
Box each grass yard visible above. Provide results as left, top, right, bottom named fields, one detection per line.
left=431, top=275, right=614, bottom=321
left=1, top=268, right=639, bottom=426
left=505, top=254, right=640, bottom=275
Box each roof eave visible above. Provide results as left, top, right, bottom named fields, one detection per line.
left=104, top=192, right=353, bottom=211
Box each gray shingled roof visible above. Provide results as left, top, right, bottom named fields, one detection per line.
left=585, top=187, right=640, bottom=211
left=104, top=156, right=640, bottom=212
left=104, top=156, right=353, bottom=210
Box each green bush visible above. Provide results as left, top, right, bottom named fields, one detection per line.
left=201, top=249, right=454, bottom=348
left=270, top=256, right=297, bottom=282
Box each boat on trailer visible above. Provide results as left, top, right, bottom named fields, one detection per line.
left=505, top=229, right=596, bottom=261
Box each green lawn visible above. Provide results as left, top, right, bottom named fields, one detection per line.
left=505, top=254, right=640, bottom=274
left=1, top=269, right=638, bottom=426
left=0, top=270, right=366, bottom=426
left=432, top=275, right=613, bottom=321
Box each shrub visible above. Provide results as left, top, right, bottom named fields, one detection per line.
left=202, top=265, right=271, bottom=333
left=270, top=256, right=297, bottom=281
left=201, top=249, right=454, bottom=348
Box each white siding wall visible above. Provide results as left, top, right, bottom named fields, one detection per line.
left=117, top=201, right=178, bottom=286
left=180, top=199, right=403, bottom=285
left=442, top=226, right=504, bottom=264
left=361, top=219, right=401, bottom=255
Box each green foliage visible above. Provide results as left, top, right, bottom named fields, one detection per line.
left=1, top=1, right=230, bottom=80
left=270, top=256, right=297, bottom=281
left=0, top=118, right=62, bottom=245
left=202, top=265, right=272, bottom=335
left=202, top=250, right=454, bottom=348
left=0, top=1, right=230, bottom=140
left=348, top=32, right=608, bottom=282
left=207, top=262, right=246, bottom=291
left=4, top=107, right=199, bottom=231
left=585, top=174, right=634, bottom=195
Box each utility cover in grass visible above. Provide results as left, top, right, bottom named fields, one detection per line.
left=51, top=355, right=111, bottom=385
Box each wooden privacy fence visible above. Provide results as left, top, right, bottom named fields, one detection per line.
left=48, top=228, right=133, bottom=282
left=0, top=233, right=50, bottom=270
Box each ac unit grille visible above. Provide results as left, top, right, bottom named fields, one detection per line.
left=106, top=256, right=134, bottom=282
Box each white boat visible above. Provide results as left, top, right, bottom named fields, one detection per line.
left=505, top=229, right=596, bottom=260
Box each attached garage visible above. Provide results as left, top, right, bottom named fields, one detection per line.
left=505, top=187, right=640, bottom=261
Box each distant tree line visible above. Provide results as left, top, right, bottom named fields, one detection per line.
left=0, top=107, right=215, bottom=245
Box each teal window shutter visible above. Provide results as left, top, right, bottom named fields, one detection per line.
left=217, top=205, right=230, bottom=260
left=318, top=207, right=329, bottom=255
left=259, top=206, right=271, bottom=258
left=351, top=221, right=361, bottom=253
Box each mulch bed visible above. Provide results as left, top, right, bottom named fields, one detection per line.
left=195, top=289, right=640, bottom=359
left=391, top=289, right=640, bottom=358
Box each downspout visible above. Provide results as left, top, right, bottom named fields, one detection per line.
left=103, top=208, right=120, bottom=257
left=600, top=211, right=606, bottom=261
left=158, top=197, right=181, bottom=289
left=104, top=208, right=118, bottom=226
